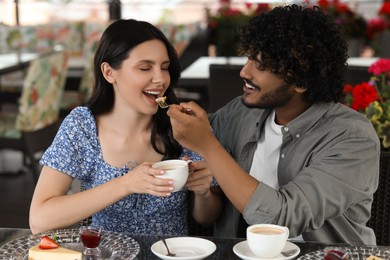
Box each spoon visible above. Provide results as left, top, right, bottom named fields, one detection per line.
left=161, top=238, right=176, bottom=257
left=281, top=249, right=298, bottom=257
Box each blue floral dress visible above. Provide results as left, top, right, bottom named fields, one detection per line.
left=40, top=107, right=203, bottom=236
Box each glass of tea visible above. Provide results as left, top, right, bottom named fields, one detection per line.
left=79, top=226, right=102, bottom=257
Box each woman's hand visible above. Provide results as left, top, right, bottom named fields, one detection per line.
left=121, top=162, right=174, bottom=197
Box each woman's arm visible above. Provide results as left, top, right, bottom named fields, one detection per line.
left=29, top=163, right=175, bottom=234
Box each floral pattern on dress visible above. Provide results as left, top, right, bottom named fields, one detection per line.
left=40, top=106, right=207, bottom=236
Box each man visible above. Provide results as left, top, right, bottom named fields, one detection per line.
left=167, top=4, right=380, bottom=245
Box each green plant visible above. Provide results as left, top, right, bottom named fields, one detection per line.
left=344, top=59, right=390, bottom=149
left=208, top=2, right=269, bottom=56
left=317, top=0, right=367, bottom=39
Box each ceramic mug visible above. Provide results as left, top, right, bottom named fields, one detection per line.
left=246, top=224, right=289, bottom=258
left=152, top=159, right=191, bottom=192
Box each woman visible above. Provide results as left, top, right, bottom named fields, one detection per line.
left=29, top=19, right=222, bottom=235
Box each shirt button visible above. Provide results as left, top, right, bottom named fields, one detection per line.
left=281, top=154, right=285, bottom=159
left=296, top=134, right=301, bottom=138
left=284, top=127, right=289, bottom=132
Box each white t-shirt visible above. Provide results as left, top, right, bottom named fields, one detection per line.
left=249, top=110, right=282, bottom=188
left=249, top=110, right=303, bottom=241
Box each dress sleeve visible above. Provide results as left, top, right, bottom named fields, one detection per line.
left=39, top=107, right=98, bottom=181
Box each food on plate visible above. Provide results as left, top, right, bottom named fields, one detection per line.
left=28, top=235, right=82, bottom=260
left=366, top=256, right=383, bottom=260
left=324, top=248, right=349, bottom=260
left=38, top=235, right=58, bottom=249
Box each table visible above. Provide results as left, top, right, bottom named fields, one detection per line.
left=0, top=53, right=40, bottom=75
left=0, top=227, right=358, bottom=259
left=2, top=228, right=390, bottom=259
left=180, top=56, right=379, bottom=82
left=0, top=52, right=42, bottom=104
left=0, top=51, right=86, bottom=105
left=178, top=56, right=380, bottom=110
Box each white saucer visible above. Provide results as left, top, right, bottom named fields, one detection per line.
left=233, top=240, right=300, bottom=260
left=151, top=237, right=216, bottom=260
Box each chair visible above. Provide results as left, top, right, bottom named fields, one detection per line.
left=60, top=42, right=96, bottom=118
left=367, top=151, right=390, bottom=246
left=346, top=66, right=371, bottom=86
left=208, top=64, right=243, bottom=113
left=0, top=51, right=68, bottom=183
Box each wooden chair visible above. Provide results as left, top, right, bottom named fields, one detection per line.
left=0, top=51, right=68, bottom=183
left=208, top=64, right=243, bottom=113
left=367, top=151, right=390, bottom=245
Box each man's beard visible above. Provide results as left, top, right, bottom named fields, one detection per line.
left=241, top=82, right=292, bottom=109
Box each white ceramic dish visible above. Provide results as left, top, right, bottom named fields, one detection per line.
left=151, top=236, right=216, bottom=260
left=233, top=240, right=300, bottom=260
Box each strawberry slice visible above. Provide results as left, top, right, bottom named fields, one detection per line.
left=39, top=235, right=59, bottom=249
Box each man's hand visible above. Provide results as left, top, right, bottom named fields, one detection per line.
left=167, top=102, right=214, bottom=155
left=186, top=160, right=213, bottom=196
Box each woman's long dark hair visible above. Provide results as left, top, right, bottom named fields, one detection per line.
left=87, top=19, right=182, bottom=160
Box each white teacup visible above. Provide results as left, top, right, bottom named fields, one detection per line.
left=152, top=159, right=191, bottom=192
left=246, top=224, right=289, bottom=258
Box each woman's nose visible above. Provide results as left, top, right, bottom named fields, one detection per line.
left=152, top=72, right=166, bottom=85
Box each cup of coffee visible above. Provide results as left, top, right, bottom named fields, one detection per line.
left=246, top=224, right=289, bottom=258
left=152, top=159, right=191, bottom=192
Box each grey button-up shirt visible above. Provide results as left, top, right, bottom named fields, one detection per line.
left=209, top=97, right=380, bottom=245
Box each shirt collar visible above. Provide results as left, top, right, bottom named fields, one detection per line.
left=285, top=102, right=336, bottom=139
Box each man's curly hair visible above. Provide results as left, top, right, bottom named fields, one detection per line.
left=238, top=4, right=349, bottom=103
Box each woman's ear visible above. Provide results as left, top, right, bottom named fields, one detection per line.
left=101, top=62, right=115, bottom=83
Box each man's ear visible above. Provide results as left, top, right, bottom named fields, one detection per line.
left=295, top=86, right=307, bottom=93
left=101, top=62, right=115, bottom=83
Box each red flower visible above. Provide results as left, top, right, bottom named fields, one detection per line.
left=208, top=20, right=217, bottom=29
left=379, top=3, right=390, bottom=15
left=318, top=0, right=330, bottom=8
left=368, top=59, right=390, bottom=76
left=343, top=84, right=354, bottom=94
left=336, top=3, right=352, bottom=14
left=254, top=4, right=270, bottom=15
left=367, top=18, right=388, bottom=39
left=245, top=2, right=252, bottom=9
left=349, top=82, right=379, bottom=111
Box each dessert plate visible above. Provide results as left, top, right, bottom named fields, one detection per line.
left=298, top=246, right=390, bottom=259
left=151, top=236, right=216, bottom=260
left=233, top=240, right=300, bottom=260
left=0, top=228, right=140, bottom=259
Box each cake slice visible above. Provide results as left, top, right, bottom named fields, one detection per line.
left=155, top=96, right=169, bottom=108
left=366, top=256, right=383, bottom=260
left=28, top=244, right=82, bottom=260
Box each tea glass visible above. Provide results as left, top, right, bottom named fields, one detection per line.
left=79, top=226, right=102, bottom=257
